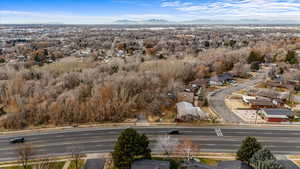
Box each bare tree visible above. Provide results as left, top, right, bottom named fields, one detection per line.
left=71, top=146, right=83, bottom=169
left=155, top=135, right=179, bottom=157
left=17, top=143, right=34, bottom=169
left=176, top=139, right=199, bottom=161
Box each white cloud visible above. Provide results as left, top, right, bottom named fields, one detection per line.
left=1, top=0, right=300, bottom=24
left=161, top=0, right=300, bottom=21
left=161, top=1, right=181, bottom=7
left=0, top=10, right=177, bottom=24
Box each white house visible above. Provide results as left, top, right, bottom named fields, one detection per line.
left=176, top=101, right=207, bottom=121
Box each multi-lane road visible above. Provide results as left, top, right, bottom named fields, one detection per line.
left=1, top=126, right=300, bottom=161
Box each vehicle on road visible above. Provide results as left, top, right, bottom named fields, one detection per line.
left=9, top=137, right=25, bottom=144
left=168, top=130, right=180, bottom=135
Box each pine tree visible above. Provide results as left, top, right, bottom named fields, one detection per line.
left=250, top=148, right=276, bottom=168
left=112, top=128, right=151, bottom=169
left=285, top=50, right=298, bottom=65
left=236, top=136, right=262, bottom=164
left=138, top=134, right=152, bottom=159
left=257, top=160, right=285, bottom=169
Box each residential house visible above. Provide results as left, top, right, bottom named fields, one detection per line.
left=177, top=92, right=194, bottom=103
left=248, top=89, right=280, bottom=100
left=209, top=73, right=234, bottom=86
left=176, top=101, right=208, bottom=122
left=265, top=81, right=283, bottom=88
left=190, top=79, right=209, bottom=89
left=182, top=160, right=253, bottom=169
left=182, top=161, right=217, bottom=169
left=248, top=99, right=275, bottom=109
left=131, top=159, right=170, bottom=169
left=272, top=99, right=285, bottom=107
left=16, top=55, right=27, bottom=62
left=218, top=161, right=253, bottom=169
left=258, top=108, right=295, bottom=122
left=242, top=95, right=256, bottom=104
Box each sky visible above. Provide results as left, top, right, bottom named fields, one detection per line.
left=1, top=0, right=300, bottom=24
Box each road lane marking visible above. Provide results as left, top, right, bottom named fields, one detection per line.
left=215, top=128, right=223, bottom=137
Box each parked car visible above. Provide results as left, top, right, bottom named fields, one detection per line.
left=9, top=137, right=25, bottom=144
left=168, top=130, right=180, bottom=135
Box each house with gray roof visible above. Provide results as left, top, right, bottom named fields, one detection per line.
left=218, top=161, right=253, bottom=169
left=182, top=160, right=253, bottom=169
left=131, top=159, right=170, bottom=169
left=258, top=108, right=295, bottom=122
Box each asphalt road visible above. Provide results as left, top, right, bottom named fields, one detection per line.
left=1, top=126, right=300, bottom=162
left=208, top=70, right=268, bottom=123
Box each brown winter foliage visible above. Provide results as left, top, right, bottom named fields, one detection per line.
left=0, top=26, right=299, bottom=129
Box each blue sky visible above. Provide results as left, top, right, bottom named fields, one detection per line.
left=1, top=0, right=300, bottom=24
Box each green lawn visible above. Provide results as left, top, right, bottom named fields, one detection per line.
left=68, top=160, right=85, bottom=169
left=198, top=158, right=223, bottom=166
left=3, top=161, right=65, bottom=169
left=48, top=161, right=65, bottom=169
left=4, top=166, right=32, bottom=169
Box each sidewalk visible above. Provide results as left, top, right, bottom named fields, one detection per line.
left=2, top=122, right=300, bottom=136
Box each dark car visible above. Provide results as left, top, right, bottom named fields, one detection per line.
left=168, top=130, right=180, bottom=135
left=9, top=137, right=25, bottom=144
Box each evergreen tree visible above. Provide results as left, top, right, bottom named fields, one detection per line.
left=138, top=134, right=152, bottom=158
left=250, top=61, right=260, bottom=71
left=256, top=160, right=285, bottom=169
left=250, top=148, right=276, bottom=168
left=247, top=51, right=263, bottom=64
left=112, top=128, right=151, bottom=169
left=285, top=50, right=298, bottom=65
left=236, top=136, right=262, bottom=164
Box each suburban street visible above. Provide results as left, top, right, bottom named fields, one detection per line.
left=1, top=126, right=300, bottom=162
left=208, top=70, right=268, bottom=123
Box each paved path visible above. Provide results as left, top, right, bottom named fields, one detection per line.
left=62, top=161, right=71, bottom=169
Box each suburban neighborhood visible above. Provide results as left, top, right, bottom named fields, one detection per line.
left=1, top=1, right=300, bottom=168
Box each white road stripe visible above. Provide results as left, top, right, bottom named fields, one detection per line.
left=215, top=128, right=223, bottom=137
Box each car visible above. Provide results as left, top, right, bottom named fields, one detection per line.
left=168, top=130, right=180, bottom=135
left=9, top=137, right=25, bottom=144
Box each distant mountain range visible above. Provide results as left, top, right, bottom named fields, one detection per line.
left=114, top=19, right=300, bottom=25
left=115, top=19, right=171, bottom=24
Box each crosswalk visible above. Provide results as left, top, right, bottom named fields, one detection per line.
left=215, top=128, right=223, bottom=137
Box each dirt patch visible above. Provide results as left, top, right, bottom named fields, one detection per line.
left=226, top=99, right=250, bottom=110
left=225, top=99, right=265, bottom=123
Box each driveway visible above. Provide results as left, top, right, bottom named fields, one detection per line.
left=83, top=159, right=105, bottom=169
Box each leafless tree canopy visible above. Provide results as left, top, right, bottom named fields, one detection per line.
left=17, top=143, right=34, bottom=169
left=155, top=135, right=179, bottom=156
left=176, top=139, right=199, bottom=160
left=0, top=25, right=300, bottom=129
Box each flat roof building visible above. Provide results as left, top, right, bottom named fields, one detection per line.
left=259, top=108, right=295, bottom=122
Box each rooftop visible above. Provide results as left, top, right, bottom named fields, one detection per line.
left=261, top=108, right=294, bottom=117
left=131, top=159, right=170, bottom=169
